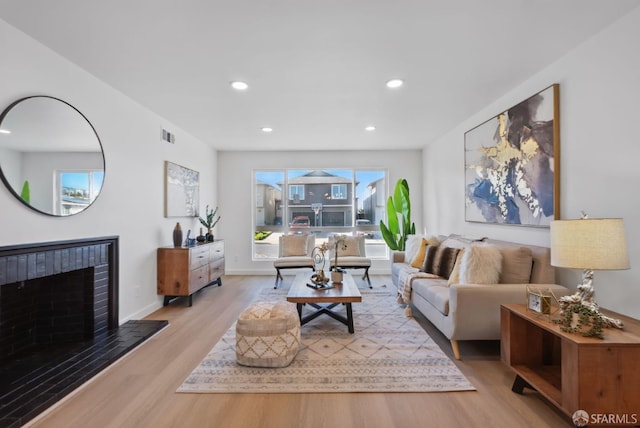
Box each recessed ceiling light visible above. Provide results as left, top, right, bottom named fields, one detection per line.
left=386, top=79, right=404, bottom=89
left=230, top=81, right=249, bottom=90
left=261, top=127, right=273, bottom=133
left=365, top=126, right=376, bottom=131
left=0, top=129, right=10, bottom=134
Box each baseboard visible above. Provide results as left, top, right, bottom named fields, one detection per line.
left=120, top=300, right=163, bottom=323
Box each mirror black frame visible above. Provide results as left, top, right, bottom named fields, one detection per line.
left=0, top=95, right=105, bottom=216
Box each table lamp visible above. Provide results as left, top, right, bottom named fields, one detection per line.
left=550, top=214, right=629, bottom=328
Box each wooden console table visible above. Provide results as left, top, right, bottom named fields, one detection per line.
left=157, top=240, right=224, bottom=306
left=501, top=304, right=640, bottom=419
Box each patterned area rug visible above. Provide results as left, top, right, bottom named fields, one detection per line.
left=177, top=287, right=476, bottom=393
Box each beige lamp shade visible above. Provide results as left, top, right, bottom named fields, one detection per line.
left=550, top=218, right=630, bottom=270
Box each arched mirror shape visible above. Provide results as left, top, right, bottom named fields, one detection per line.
left=0, top=96, right=105, bottom=216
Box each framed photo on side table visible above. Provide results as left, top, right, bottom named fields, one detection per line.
left=526, top=285, right=559, bottom=319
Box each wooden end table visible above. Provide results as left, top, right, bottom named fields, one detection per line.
left=501, top=303, right=640, bottom=419
left=286, top=272, right=362, bottom=333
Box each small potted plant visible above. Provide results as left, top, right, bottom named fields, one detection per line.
left=199, top=205, right=220, bottom=242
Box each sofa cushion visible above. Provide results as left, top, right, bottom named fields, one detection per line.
left=274, top=256, right=313, bottom=268
left=499, top=247, right=533, bottom=283
left=420, top=245, right=460, bottom=279
left=459, top=244, right=502, bottom=284
left=281, top=235, right=308, bottom=256
left=334, top=256, right=371, bottom=267
left=412, top=278, right=450, bottom=315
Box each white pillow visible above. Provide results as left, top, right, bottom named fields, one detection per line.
left=459, top=244, right=502, bottom=284
left=404, top=235, right=424, bottom=263
left=282, top=235, right=308, bottom=256
left=337, top=236, right=361, bottom=257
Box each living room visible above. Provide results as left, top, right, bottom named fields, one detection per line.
left=1, top=2, right=640, bottom=427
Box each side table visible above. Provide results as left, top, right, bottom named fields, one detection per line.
left=501, top=303, right=640, bottom=419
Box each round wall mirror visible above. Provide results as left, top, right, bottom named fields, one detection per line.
left=0, top=96, right=105, bottom=216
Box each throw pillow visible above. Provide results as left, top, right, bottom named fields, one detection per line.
left=459, top=244, right=502, bottom=284
left=420, top=245, right=460, bottom=279
left=410, top=238, right=429, bottom=268
left=404, top=235, right=424, bottom=263
left=432, top=246, right=460, bottom=279
left=420, top=244, right=439, bottom=274
left=282, top=235, right=308, bottom=257
left=499, top=247, right=533, bottom=284
left=447, top=248, right=465, bottom=285
left=337, top=236, right=361, bottom=257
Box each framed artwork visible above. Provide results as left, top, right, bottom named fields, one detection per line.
left=165, top=161, right=199, bottom=217
left=464, top=84, right=559, bottom=227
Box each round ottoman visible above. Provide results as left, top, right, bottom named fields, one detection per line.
left=235, top=301, right=301, bottom=368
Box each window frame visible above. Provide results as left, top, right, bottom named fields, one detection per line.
left=252, top=168, right=389, bottom=261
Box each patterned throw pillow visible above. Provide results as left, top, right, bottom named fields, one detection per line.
left=420, top=245, right=460, bottom=279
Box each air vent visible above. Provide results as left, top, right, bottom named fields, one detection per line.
left=161, top=128, right=176, bottom=144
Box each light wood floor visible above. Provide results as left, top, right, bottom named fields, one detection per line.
left=27, top=275, right=573, bottom=428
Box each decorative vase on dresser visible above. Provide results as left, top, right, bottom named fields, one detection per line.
left=172, top=222, right=183, bottom=247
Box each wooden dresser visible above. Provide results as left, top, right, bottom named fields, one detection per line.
left=157, top=240, right=224, bottom=306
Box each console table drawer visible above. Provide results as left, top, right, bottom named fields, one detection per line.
left=189, top=264, right=210, bottom=292
left=190, top=246, right=210, bottom=270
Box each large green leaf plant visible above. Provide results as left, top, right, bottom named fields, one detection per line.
left=379, top=178, right=415, bottom=251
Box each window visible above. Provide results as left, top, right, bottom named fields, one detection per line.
left=253, top=168, right=388, bottom=260
left=289, top=184, right=305, bottom=201
left=56, top=170, right=104, bottom=215
left=331, top=184, right=347, bottom=200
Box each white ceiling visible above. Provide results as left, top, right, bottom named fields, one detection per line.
left=1, top=0, right=639, bottom=152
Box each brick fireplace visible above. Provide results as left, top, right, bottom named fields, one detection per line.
left=0, top=236, right=119, bottom=362
left=0, top=236, right=166, bottom=427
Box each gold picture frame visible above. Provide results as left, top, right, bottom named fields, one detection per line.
left=526, top=285, right=559, bottom=319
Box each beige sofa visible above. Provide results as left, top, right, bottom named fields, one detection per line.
left=391, top=236, right=571, bottom=359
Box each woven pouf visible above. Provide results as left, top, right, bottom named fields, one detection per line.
left=236, top=301, right=301, bottom=368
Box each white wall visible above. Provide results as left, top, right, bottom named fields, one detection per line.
left=424, top=8, right=640, bottom=318
left=0, top=19, right=217, bottom=322
left=217, top=150, right=422, bottom=275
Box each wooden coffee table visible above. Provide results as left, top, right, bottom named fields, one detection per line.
left=286, top=272, right=362, bottom=333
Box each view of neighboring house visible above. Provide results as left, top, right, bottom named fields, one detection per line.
left=285, top=170, right=353, bottom=227
left=255, top=180, right=282, bottom=226
left=360, top=176, right=385, bottom=226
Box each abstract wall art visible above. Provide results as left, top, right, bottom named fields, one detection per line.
left=165, top=161, right=200, bottom=217
left=464, top=84, right=559, bottom=227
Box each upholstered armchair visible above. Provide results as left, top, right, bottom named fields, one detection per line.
left=273, top=234, right=316, bottom=288
left=328, top=235, right=372, bottom=288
